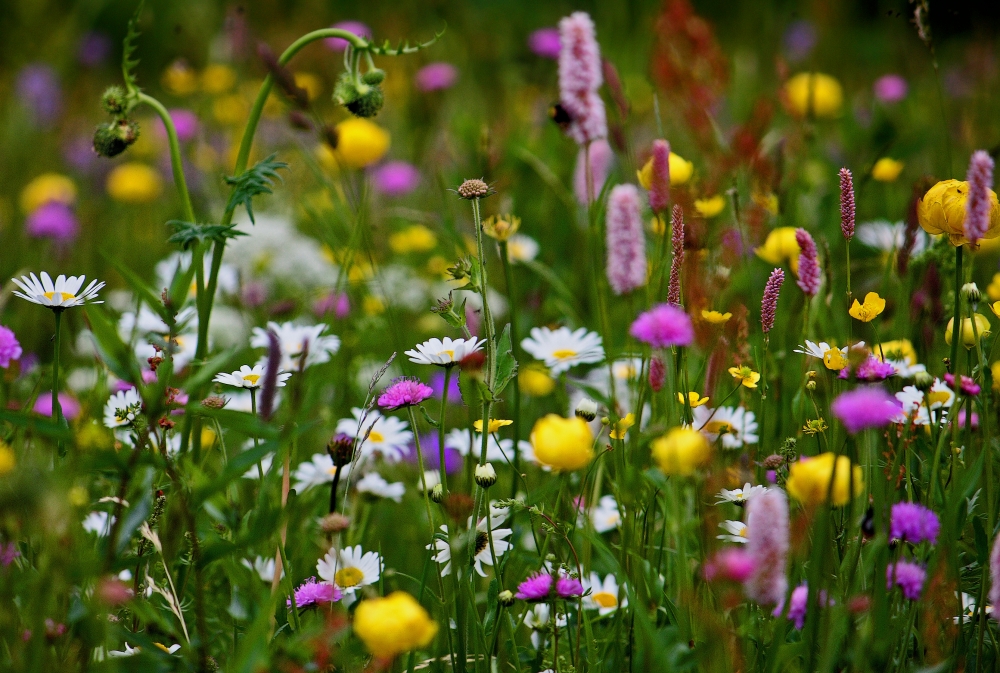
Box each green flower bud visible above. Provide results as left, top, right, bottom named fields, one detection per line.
left=101, top=86, right=129, bottom=115
left=92, top=119, right=140, bottom=158
left=362, top=69, right=386, bottom=85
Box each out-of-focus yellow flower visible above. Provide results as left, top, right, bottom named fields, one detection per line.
left=729, top=365, right=761, bottom=389
left=637, top=152, right=693, bottom=187
left=353, top=591, right=438, bottom=659
left=988, top=273, right=1000, bottom=301
left=68, top=486, right=88, bottom=507
left=823, top=348, right=847, bottom=371
left=213, top=94, right=248, bottom=126
left=363, top=295, right=385, bottom=315
left=161, top=60, right=198, bottom=96
left=786, top=452, right=863, bottom=506
left=609, top=413, right=635, bottom=440
left=20, top=173, right=76, bottom=212
left=201, top=64, right=237, bottom=94
left=474, top=419, right=512, bottom=433
left=993, top=362, right=1000, bottom=391
left=871, top=158, right=904, bottom=182
left=753, top=192, right=779, bottom=216
left=530, top=414, right=594, bottom=471
left=802, top=418, right=828, bottom=435
left=701, top=309, right=732, bottom=325
left=315, top=143, right=339, bottom=173
left=389, top=225, right=437, bottom=254
left=200, top=426, right=216, bottom=449
left=756, top=227, right=799, bottom=273
left=293, top=72, right=322, bottom=101
left=106, top=163, right=163, bottom=203
left=918, top=179, right=1000, bottom=246
left=876, top=339, right=918, bottom=366
left=946, top=313, right=991, bottom=349
left=694, top=194, right=726, bottom=218
left=677, top=392, right=710, bottom=408
left=651, top=427, right=711, bottom=476
left=520, top=365, right=555, bottom=397
left=0, top=442, right=14, bottom=475
left=335, top=118, right=390, bottom=169
left=991, top=301, right=1000, bottom=320
left=483, top=214, right=521, bottom=241
left=849, top=292, right=886, bottom=322
left=427, top=256, right=450, bottom=277
left=650, top=215, right=666, bottom=236
left=783, top=72, right=843, bottom=119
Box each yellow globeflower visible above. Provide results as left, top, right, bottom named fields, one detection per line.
left=783, top=72, right=844, bottom=119
left=701, top=309, right=732, bottom=325
left=677, top=392, right=710, bottom=408
left=520, top=365, right=555, bottom=397
left=694, top=194, right=726, bottom=218
left=917, top=179, right=1000, bottom=246
left=871, top=158, right=904, bottom=182
left=474, top=419, right=513, bottom=434
left=201, top=63, right=237, bottom=94
left=609, top=413, right=635, bottom=440
left=161, top=60, right=198, bottom=96
left=0, top=442, right=14, bottom=475
left=728, top=365, right=761, bottom=389
left=335, top=118, right=390, bottom=169
left=651, top=427, right=711, bottom=476
left=946, top=314, right=991, bottom=349
left=876, top=339, right=918, bottom=366
left=389, top=225, right=437, bottom=254
left=106, top=163, right=163, bottom=204
left=849, top=292, right=886, bottom=322
left=988, top=273, right=1000, bottom=301
left=755, top=227, right=800, bottom=273
left=20, top=173, right=76, bottom=213
left=530, top=414, right=594, bottom=471
left=353, top=591, right=438, bottom=659
left=786, top=452, right=863, bottom=507
left=637, top=152, right=693, bottom=187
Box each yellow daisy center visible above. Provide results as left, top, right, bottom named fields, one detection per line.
left=43, top=291, right=75, bottom=302
left=438, top=349, right=455, bottom=360
left=552, top=349, right=577, bottom=360
left=739, top=527, right=748, bottom=538
left=326, top=466, right=339, bottom=476
left=368, top=430, right=384, bottom=444
left=242, top=374, right=261, bottom=385
left=927, top=391, right=950, bottom=407
left=593, top=592, right=618, bottom=608
left=335, top=567, right=365, bottom=588
left=705, top=420, right=733, bottom=435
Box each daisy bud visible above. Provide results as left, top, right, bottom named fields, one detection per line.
left=913, top=371, right=934, bottom=392
left=430, top=484, right=445, bottom=504
left=327, top=433, right=355, bottom=467
left=962, top=282, right=982, bottom=304
left=474, top=463, right=497, bottom=489
left=806, top=380, right=817, bottom=391
left=575, top=397, right=598, bottom=422
left=497, top=589, right=516, bottom=607
left=320, top=512, right=350, bottom=534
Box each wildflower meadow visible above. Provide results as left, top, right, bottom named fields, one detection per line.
left=5, top=0, right=1000, bottom=671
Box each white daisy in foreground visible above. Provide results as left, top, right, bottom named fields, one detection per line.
left=241, top=555, right=284, bottom=582
left=213, top=364, right=291, bottom=390
left=250, top=321, right=340, bottom=371
left=692, top=405, right=759, bottom=448
left=317, top=545, right=382, bottom=595
left=103, top=388, right=143, bottom=429
left=292, top=453, right=350, bottom=492
left=355, top=472, right=405, bottom=502
left=716, top=483, right=768, bottom=506
left=405, top=336, right=485, bottom=366
left=582, top=573, right=626, bottom=616
left=507, top=234, right=539, bottom=263
left=428, top=505, right=513, bottom=577
left=11, top=272, right=104, bottom=309
left=521, top=326, right=605, bottom=375
left=590, top=494, right=622, bottom=533
left=82, top=511, right=115, bottom=536
left=856, top=219, right=928, bottom=256
left=335, top=408, right=413, bottom=463
left=718, top=520, right=748, bottom=543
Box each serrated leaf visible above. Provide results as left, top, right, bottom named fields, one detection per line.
left=121, top=0, right=145, bottom=95
left=224, top=154, right=289, bottom=224
left=368, top=27, right=444, bottom=56
left=102, top=252, right=169, bottom=323
left=167, top=220, right=248, bottom=250
left=492, top=323, right=517, bottom=398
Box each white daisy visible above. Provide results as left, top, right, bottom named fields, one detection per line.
left=507, top=234, right=539, bottom=263
left=895, top=379, right=953, bottom=425
left=405, top=336, right=485, bottom=367
left=717, top=520, right=748, bottom=543
left=716, top=483, right=768, bottom=506
left=590, top=495, right=622, bottom=533
left=582, top=573, right=626, bottom=616
left=428, top=505, right=513, bottom=577
left=444, top=428, right=532, bottom=464
left=292, top=453, right=350, bottom=492
left=103, top=388, right=143, bottom=429
left=335, top=408, right=413, bottom=463
left=955, top=592, right=993, bottom=624
left=82, top=511, right=115, bottom=536
left=355, top=472, right=405, bottom=502
left=521, top=326, right=605, bottom=375
left=523, top=604, right=567, bottom=648
left=11, top=272, right=104, bottom=309
left=213, top=364, right=292, bottom=390
left=317, top=545, right=382, bottom=595
left=419, top=470, right=441, bottom=492
left=108, top=642, right=181, bottom=657
left=856, top=220, right=928, bottom=256
left=250, top=321, right=340, bottom=371
left=692, top=405, right=759, bottom=448
left=241, top=555, right=284, bottom=582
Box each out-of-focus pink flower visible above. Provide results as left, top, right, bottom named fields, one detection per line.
left=629, top=304, right=694, bottom=348
left=528, top=28, right=561, bottom=59
left=25, top=202, right=78, bottom=242
left=96, top=577, right=133, bottom=605
left=16, top=64, right=62, bottom=127
left=874, top=74, right=908, bottom=103
left=743, top=488, right=789, bottom=605
left=649, top=356, right=665, bottom=392
left=288, top=577, right=342, bottom=607
left=559, top=12, right=607, bottom=144
left=0, top=326, right=23, bottom=368
left=887, top=561, right=926, bottom=600
left=157, top=109, right=199, bottom=143
left=964, top=150, right=995, bottom=246
left=314, top=292, right=350, bottom=319
left=944, top=373, right=981, bottom=397
left=831, top=386, right=902, bottom=434
left=573, top=138, right=613, bottom=204
left=415, top=62, right=458, bottom=92
left=324, top=21, right=371, bottom=51
left=703, top=548, right=755, bottom=582
left=241, top=281, right=268, bottom=308
left=605, top=184, right=647, bottom=296
left=371, top=161, right=421, bottom=196
left=795, top=229, right=820, bottom=297
left=33, top=392, right=80, bottom=421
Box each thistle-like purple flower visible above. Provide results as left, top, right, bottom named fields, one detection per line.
left=605, top=184, right=647, bottom=295
left=648, top=139, right=671, bottom=213
left=795, top=229, right=820, bottom=297
left=667, top=205, right=685, bottom=307
left=743, top=488, right=789, bottom=606
left=288, top=577, right=342, bottom=608
left=761, top=268, right=784, bottom=334
left=890, top=502, right=940, bottom=545
left=830, top=387, right=902, bottom=434
left=515, top=572, right=554, bottom=601
left=378, top=377, right=434, bottom=410
left=964, top=150, right=995, bottom=246
left=841, top=355, right=895, bottom=382
left=556, top=576, right=584, bottom=598
left=887, top=561, right=926, bottom=600
left=558, top=12, right=607, bottom=144
left=0, top=326, right=23, bottom=368
left=839, top=168, right=856, bottom=240
left=629, top=304, right=694, bottom=348
left=773, top=584, right=830, bottom=630
left=25, top=202, right=78, bottom=243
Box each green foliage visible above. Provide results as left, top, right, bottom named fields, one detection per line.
left=166, top=220, right=248, bottom=249
left=121, top=0, right=145, bottom=97
left=224, top=154, right=289, bottom=223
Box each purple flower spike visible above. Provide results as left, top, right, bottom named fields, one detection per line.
left=378, top=377, right=434, bottom=411
left=795, top=229, right=820, bottom=297
left=605, top=184, right=647, bottom=296
left=667, top=205, right=685, bottom=307
left=761, top=268, right=784, bottom=334
left=839, top=168, right=856, bottom=240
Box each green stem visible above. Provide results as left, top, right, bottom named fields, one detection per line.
left=950, top=245, right=963, bottom=375
left=136, top=93, right=196, bottom=223
left=250, top=389, right=265, bottom=481
left=407, top=407, right=438, bottom=540
left=438, top=368, right=451, bottom=495
left=500, top=242, right=523, bottom=495
left=52, top=310, right=64, bottom=455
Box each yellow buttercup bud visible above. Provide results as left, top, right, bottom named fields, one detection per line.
left=530, top=415, right=594, bottom=471
left=651, top=427, right=711, bottom=476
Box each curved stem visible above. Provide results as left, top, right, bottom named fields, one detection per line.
left=136, top=93, right=196, bottom=223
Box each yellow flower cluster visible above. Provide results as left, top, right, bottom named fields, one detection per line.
left=530, top=414, right=594, bottom=471
left=353, top=591, right=438, bottom=659
left=651, top=427, right=711, bottom=476
left=786, top=452, right=863, bottom=506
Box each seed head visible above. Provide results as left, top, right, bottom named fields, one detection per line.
left=457, top=179, right=492, bottom=200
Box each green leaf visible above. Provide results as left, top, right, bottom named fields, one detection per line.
left=183, top=348, right=240, bottom=393
left=492, top=323, right=517, bottom=398
left=121, top=0, right=145, bottom=95
left=224, top=154, right=289, bottom=224
left=973, top=515, right=989, bottom=565
left=166, top=220, right=247, bottom=250
left=483, top=578, right=499, bottom=638
left=102, top=252, right=168, bottom=322
left=115, top=469, right=154, bottom=555
left=193, top=437, right=279, bottom=504
left=368, top=28, right=444, bottom=56
left=0, top=409, right=73, bottom=441
left=166, top=251, right=199, bottom=308
left=85, top=304, right=140, bottom=383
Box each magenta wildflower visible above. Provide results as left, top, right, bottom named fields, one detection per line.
left=25, top=202, right=78, bottom=242
left=0, top=541, right=19, bottom=567
left=573, top=138, right=613, bottom=204
left=794, top=229, right=820, bottom=297
left=0, top=326, right=23, bottom=368
left=887, top=561, right=926, bottom=600
left=760, top=268, right=784, bottom=334
left=743, top=488, right=789, bottom=606
left=629, top=304, right=694, bottom=348
left=874, top=74, right=908, bottom=103
left=415, top=62, right=458, bottom=92
left=558, top=12, right=607, bottom=144
left=323, top=21, right=371, bottom=51
left=964, top=150, right=995, bottom=246
left=371, top=161, right=421, bottom=196
left=528, top=28, right=561, bottom=59
left=989, top=533, right=1000, bottom=612
left=33, top=392, right=80, bottom=421
left=830, top=387, right=902, bottom=434
left=890, top=502, right=940, bottom=545
left=156, top=109, right=198, bottom=143
left=556, top=576, right=584, bottom=598
left=955, top=409, right=980, bottom=430
left=516, top=572, right=554, bottom=601
left=944, top=373, right=981, bottom=397
left=649, top=356, right=666, bottom=392
left=667, top=205, right=685, bottom=307
left=378, top=377, right=434, bottom=410
left=703, top=548, right=755, bottom=583
left=647, top=139, right=671, bottom=213
left=840, top=355, right=895, bottom=382
left=839, top=168, right=855, bottom=240
left=288, top=577, right=342, bottom=608
left=605, top=184, right=647, bottom=295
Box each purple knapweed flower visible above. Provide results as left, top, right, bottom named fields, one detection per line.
left=16, top=64, right=62, bottom=127
left=703, top=548, right=755, bottom=583
left=887, top=561, right=926, bottom=600
left=556, top=576, right=584, bottom=598
left=33, top=392, right=80, bottom=421
left=605, top=184, right=647, bottom=296
left=964, top=150, right=995, bottom=246
left=25, top=202, right=78, bottom=243
left=795, top=229, right=820, bottom=297
left=831, top=387, right=902, bottom=434
left=77, top=32, right=112, bottom=67
left=842, top=355, right=895, bottom=382
left=528, top=28, right=562, bottom=59
left=372, top=161, right=421, bottom=196
left=873, top=74, right=908, bottom=103
left=516, top=572, right=554, bottom=601
left=288, top=577, right=342, bottom=608
left=890, top=502, right=940, bottom=545
left=415, top=62, right=458, bottom=92
left=558, top=12, right=607, bottom=144
left=761, top=268, right=784, bottom=334
left=647, top=139, right=671, bottom=213
left=743, top=488, right=789, bottom=606
left=629, top=304, right=694, bottom=348
left=839, top=168, right=855, bottom=240
left=667, top=205, right=685, bottom=307
left=573, top=138, right=613, bottom=204
left=324, top=21, right=372, bottom=51
left=378, top=377, right=433, bottom=410
left=0, top=326, right=23, bottom=368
